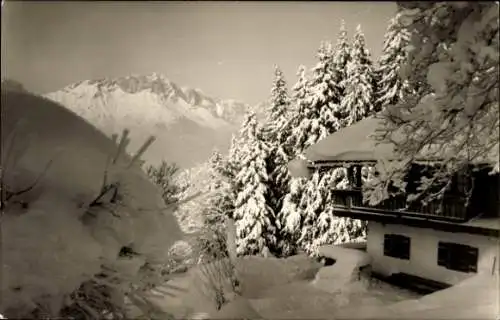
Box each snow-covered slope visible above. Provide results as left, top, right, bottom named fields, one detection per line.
left=44, top=73, right=258, bottom=168
left=1, top=88, right=185, bottom=318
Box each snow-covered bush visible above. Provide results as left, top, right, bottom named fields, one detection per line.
left=197, top=258, right=240, bottom=311
left=1, top=90, right=187, bottom=319
left=145, top=160, right=186, bottom=209
left=172, top=162, right=213, bottom=234
left=144, top=160, right=205, bottom=274
left=190, top=151, right=235, bottom=264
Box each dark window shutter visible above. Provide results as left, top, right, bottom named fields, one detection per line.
left=437, top=242, right=478, bottom=273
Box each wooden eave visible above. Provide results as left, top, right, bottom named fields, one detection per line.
left=331, top=207, right=500, bottom=238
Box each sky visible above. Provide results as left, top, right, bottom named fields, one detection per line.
left=2, top=1, right=396, bottom=105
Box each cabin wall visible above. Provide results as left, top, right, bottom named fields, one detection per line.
left=367, top=221, right=499, bottom=285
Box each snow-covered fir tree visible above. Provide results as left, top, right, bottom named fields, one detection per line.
left=375, top=12, right=413, bottom=111
left=298, top=171, right=340, bottom=255
left=340, top=24, right=376, bottom=126
left=295, top=170, right=324, bottom=254
left=279, top=41, right=347, bottom=255
left=332, top=20, right=351, bottom=102
left=283, top=65, right=310, bottom=155
left=266, top=65, right=291, bottom=137
left=227, top=132, right=244, bottom=186
left=275, top=66, right=310, bottom=255
left=233, top=112, right=277, bottom=256
left=296, top=168, right=366, bottom=255
left=309, top=41, right=343, bottom=134
left=294, top=42, right=357, bottom=255
left=206, top=150, right=236, bottom=222
left=308, top=22, right=352, bottom=226
left=196, top=150, right=235, bottom=262
left=287, top=43, right=342, bottom=153
left=321, top=168, right=367, bottom=243
left=313, top=25, right=376, bottom=248
left=280, top=174, right=307, bottom=256
left=264, top=65, right=293, bottom=214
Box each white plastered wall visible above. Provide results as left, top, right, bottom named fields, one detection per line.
left=367, top=221, right=499, bottom=285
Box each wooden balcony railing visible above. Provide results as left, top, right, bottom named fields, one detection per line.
left=330, top=189, right=469, bottom=222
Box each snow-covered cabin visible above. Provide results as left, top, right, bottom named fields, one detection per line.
left=289, top=115, right=499, bottom=289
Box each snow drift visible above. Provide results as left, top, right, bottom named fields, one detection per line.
left=0, top=88, right=185, bottom=318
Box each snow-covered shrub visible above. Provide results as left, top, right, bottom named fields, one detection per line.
left=195, top=219, right=230, bottom=264
left=173, top=162, right=212, bottom=234
left=1, top=90, right=187, bottom=319
left=161, top=240, right=195, bottom=275
left=196, top=258, right=240, bottom=311
left=188, top=151, right=234, bottom=264
left=145, top=160, right=186, bottom=209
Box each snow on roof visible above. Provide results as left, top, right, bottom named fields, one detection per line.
left=463, top=216, right=500, bottom=231
left=303, top=115, right=496, bottom=165
left=303, top=116, right=398, bottom=163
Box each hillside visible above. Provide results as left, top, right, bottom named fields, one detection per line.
left=44, top=73, right=266, bottom=168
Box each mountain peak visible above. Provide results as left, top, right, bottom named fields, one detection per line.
left=44, top=73, right=267, bottom=167
left=65, top=72, right=174, bottom=96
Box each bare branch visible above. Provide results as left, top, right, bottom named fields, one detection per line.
left=4, top=158, right=55, bottom=204
left=112, top=129, right=130, bottom=165
left=127, top=136, right=156, bottom=169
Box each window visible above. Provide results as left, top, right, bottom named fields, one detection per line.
left=384, top=234, right=411, bottom=260
left=437, top=242, right=478, bottom=273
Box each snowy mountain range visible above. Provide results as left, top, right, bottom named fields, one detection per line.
left=43, top=73, right=267, bottom=168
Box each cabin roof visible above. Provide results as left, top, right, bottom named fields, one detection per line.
left=464, top=216, right=500, bottom=232
left=304, top=116, right=388, bottom=163
left=303, top=116, right=420, bottom=163
left=303, top=115, right=496, bottom=166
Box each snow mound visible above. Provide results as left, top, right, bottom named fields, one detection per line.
left=209, top=296, right=263, bottom=319
left=249, top=280, right=345, bottom=319
left=141, top=254, right=322, bottom=318
left=390, top=273, right=500, bottom=319
left=312, top=245, right=372, bottom=294
left=334, top=273, right=499, bottom=319
left=235, top=254, right=323, bottom=298
left=1, top=89, right=184, bottom=317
